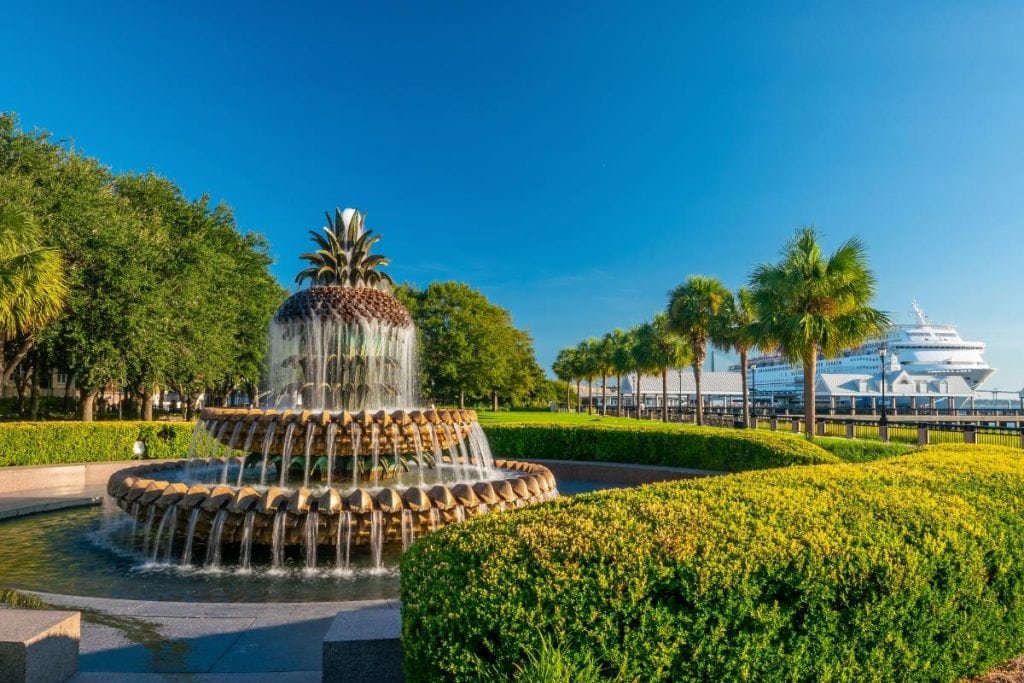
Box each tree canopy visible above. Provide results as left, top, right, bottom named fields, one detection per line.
left=0, top=113, right=285, bottom=420
left=396, top=282, right=547, bottom=409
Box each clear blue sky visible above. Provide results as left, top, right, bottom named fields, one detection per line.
left=4, top=2, right=1023, bottom=393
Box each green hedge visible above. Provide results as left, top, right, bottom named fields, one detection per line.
left=0, top=421, right=195, bottom=466
left=402, top=445, right=1024, bottom=682
left=482, top=422, right=839, bottom=472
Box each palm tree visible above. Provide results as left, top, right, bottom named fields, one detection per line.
left=552, top=348, right=576, bottom=411
left=666, top=275, right=730, bottom=426
left=607, top=328, right=630, bottom=417
left=634, top=314, right=690, bottom=422
left=595, top=333, right=615, bottom=416
left=296, top=208, right=393, bottom=289
left=575, top=339, right=602, bottom=415
left=712, top=288, right=757, bottom=429
left=749, top=227, right=890, bottom=439
left=0, top=203, right=68, bottom=387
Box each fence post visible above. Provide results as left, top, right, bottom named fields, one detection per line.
left=917, top=426, right=929, bottom=446
left=791, top=418, right=800, bottom=433
left=846, top=422, right=855, bottom=439
left=964, top=428, right=977, bottom=444
left=879, top=424, right=889, bottom=442
left=816, top=421, right=826, bottom=436
left=770, top=417, right=778, bottom=431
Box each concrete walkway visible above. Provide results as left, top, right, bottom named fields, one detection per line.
left=29, top=591, right=399, bottom=678
left=0, top=483, right=104, bottom=520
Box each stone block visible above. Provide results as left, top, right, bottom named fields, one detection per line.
left=322, top=604, right=402, bottom=683
left=0, top=609, right=80, bottom=682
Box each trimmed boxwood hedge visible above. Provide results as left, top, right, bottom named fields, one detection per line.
left=401, top=445, right=1024, bottom=682
left=482, top=422, right=840, bottom=472
left=0, top=421, right=195, bottom=467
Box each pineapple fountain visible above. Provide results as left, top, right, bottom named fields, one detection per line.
left=105, top=208, right=557, bottom=571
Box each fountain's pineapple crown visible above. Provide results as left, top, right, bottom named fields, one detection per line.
left=276, top=207, right=411, bottom=327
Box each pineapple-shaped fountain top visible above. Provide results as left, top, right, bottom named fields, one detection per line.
left=274, top=208, right=412, bottom=327
left=269, top=208, right=416, bottom=411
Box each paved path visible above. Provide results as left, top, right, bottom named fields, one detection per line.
left=30, top=591, right=399, bottom=677
left=0, top=483, right=104, bottom=520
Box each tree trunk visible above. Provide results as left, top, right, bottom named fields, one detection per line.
left=587, top=378, right=593, bottom=415
left=0, top=336, right=36, bottom=388
left=635, top=372, right=642, bottom=419
left=491, top=390, right=498, bottom=412
left=29, top=350, right=41, bottom=421
left=15, top=365, right=29, bottom=415
left=803, top=348, right=817, bottom=440
left=63, top=375, right=74, bottom=414
left=662, top=367, right=669, bottom=422
left=141, top=389, right=154, bottom=422
left=79, top=389, right=97, bottom=422
left=575, top=380, right=580, bottom=412
left=616, top=373, right=622, bottom=417
left=600, top=372, right=607, bottom=416
left=564, top=380, right=570, bottom=411
left=459, top=388, right=465, bottom=410
left=740, top=350, right=750, bottom=428
left=693, top=359, right=704, bottom=426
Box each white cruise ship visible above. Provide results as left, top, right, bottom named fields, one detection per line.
left=740, top=302, right=996, bottom=394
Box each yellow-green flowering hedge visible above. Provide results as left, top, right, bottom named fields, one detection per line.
left=482, top=422, right=839, bottom=472
left=401, top=445, right=1024, bottom=682
left=0, top=421, right=195, bottom=466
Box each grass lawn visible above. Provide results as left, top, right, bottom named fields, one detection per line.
left=478, top=410, right=923, bottom=463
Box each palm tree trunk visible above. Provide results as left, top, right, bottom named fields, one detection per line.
left=587, top=378, right=593, bottom=415
left=803, top=347, right=817, bottom=440
left=662, top=367, right=668, bottom=422
left=740, top=350, right=750, bottom=428
left=601, top=372, right=607, bottom=416
left=693, top=359, right=704, bottom=426
left=616, top=373, right=622, bottom=417
left=635, top=372, right=642, bottom=419
left=565, top=380, right=570, bottom=411
left=575, top=379, right=581, bottom=412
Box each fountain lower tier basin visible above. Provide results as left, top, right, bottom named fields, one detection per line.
left=107, top=458, right=556, bottom=547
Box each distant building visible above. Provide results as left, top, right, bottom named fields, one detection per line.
left=601, top=367, right=980, bottom=411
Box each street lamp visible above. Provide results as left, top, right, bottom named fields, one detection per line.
left=879, top=344, right=889, bottom=426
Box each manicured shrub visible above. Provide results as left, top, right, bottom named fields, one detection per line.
left=482, top=422, right=839, bottom=472
left=401, top=445, right=1024, bottom=682
left=815, top=436, right=918, bottom=462
left=0, top=421, right=195, bottom=466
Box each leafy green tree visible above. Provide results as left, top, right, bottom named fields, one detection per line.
left=634, top=314, right=690, bottom=422
left=667, top=275, right=731, bottom=425
left=749, top=227, right=890, bottom=439
left=713, top=287, right=758, bottom=428
left=397, top=282, right=540, bottom=409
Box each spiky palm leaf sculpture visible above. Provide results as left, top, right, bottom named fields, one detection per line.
left=296, top=208, right=394, bottom=290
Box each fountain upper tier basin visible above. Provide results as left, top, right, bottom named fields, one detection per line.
left=198, top=406, right=483, bottom=457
